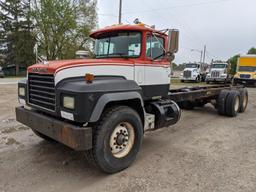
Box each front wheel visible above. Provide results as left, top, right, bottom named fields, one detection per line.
left=85, top=106, right=143, bottom=173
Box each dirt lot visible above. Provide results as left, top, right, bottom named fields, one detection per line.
left=0, top=81, right=256, bottom=192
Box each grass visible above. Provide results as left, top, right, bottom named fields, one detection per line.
left=5, top=75, right=26, bottom=78
left=171, top=78, right=207, bottom=87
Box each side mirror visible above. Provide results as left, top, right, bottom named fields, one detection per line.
left=168, top=29, right=179, bottom=54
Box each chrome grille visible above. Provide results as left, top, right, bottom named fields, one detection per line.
left=183, top=70, right=191, bottom=78
left=240, top=74, right=251, bottom=79
left=211, top=71, right=220, bottom=78
left=28, top=73, right=55, bottom=111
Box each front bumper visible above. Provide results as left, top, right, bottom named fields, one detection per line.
left=180, top=77, right=197, bottom=81
left=16, top=106, right=92, bottom=151
left=206, top=77, right=227, bottom=82
left=234, top=78, right=256, bottom=85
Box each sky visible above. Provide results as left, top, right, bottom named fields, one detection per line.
left=97, top=0, right=256, bottom=64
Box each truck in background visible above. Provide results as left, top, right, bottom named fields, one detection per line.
left=206, top=62, right=232, bottom=84
left=180, top=63, right=206, bottom=83
left=234, top=55, right=256, bottom=86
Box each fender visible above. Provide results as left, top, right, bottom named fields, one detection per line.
left=89, top=91, right=144, bottom=122
left=56, top=76, right=144, bottom=123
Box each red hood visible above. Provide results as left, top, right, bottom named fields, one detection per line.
left=28, top=58, right=135, bottom=74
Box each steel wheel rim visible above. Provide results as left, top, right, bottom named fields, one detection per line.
left=109, top=122, right=135, bottom=158
left=234, top=96, right=240, bottom=112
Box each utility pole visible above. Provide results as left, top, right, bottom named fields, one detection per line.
left=202, top=45, right=206, bottom=65
left=200, top=50, right=203, bottom=63
left=118, top=0, right=122, bottom=24
left=191, top=49, right=203, bottom=63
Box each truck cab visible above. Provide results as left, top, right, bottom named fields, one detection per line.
left=16, top=24, right=180, bottom=173
left=234, top=55, right=256, bottom=86
left=15, top=24, right=249, bottom=173
left=180, top=63, right=202, bottom=82
left=206, top=63, right=231, bottom=84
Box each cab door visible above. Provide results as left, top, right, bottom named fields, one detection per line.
left=142, top=34, right=170, bottom=98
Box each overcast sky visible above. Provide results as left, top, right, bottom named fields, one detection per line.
left=97, top=0, right=256, bottom=64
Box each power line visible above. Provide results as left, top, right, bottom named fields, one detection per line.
left=138, top=0, right=205, bottom=47
left=98, top=13, right=118, bottom=18
left=123, top=0, right=232, bottom=15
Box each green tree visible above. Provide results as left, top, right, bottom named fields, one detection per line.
left=248, top=47, right=256, bottom=54
left=228, top=54, right=240, bottom=75
left=31, top=0, right=97, bottom=60
left=0, top=0, right=36, bottom=75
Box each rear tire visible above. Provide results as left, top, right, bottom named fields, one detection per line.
left=239, top=88, right=248, bottom=113
left=85, top=106, right=143, bottom=173
left=225, top=90, right=241, bottom=117
left=217, top=90, right=230, bottom=116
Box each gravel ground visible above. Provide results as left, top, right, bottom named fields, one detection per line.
left=0, top=82, right=256, bottom=192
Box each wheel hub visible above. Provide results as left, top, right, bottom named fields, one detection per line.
left=116, top=133, right=127, bottom=146
left=109, top=122, right=135, bottom=158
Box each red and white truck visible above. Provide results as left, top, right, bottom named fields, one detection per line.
left=16, top=24, right=248, bottom=173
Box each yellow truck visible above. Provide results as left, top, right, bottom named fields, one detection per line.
left=234, top=55, right=256, bottom=85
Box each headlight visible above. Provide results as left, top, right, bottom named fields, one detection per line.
left=221, top=74, right=227, bottom=77
left=18, top=87, right=25, bottom=96
left=63, top=96, right=75, bottom=109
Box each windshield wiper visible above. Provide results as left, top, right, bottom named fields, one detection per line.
left=153, top=53, right=166, bottom=61
left=112, top=53, right=129, bottom=58
left=96, top=53, right=129, bottom=59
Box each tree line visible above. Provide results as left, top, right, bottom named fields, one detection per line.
left=0, top=0, right=97, bottom=75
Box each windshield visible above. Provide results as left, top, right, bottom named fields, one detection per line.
left=95, top=31, right=141, bottom=58
left=212, top=64, right=226, bottom=69
left=186, top=64, right=198, bottom=68
left=239, top=66, right=256, bottom=72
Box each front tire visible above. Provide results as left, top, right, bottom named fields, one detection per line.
left=85, top=106, right=143, bottom=173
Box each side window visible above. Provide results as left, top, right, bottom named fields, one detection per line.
left=146, top=35, right=164, bottom=59
left=146, top=35, right=152, bottom=58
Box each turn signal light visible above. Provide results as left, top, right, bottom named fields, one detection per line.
left=85, top=73, right=94, bottom=83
